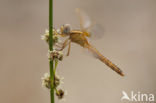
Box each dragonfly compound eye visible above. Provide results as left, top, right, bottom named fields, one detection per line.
left=63, top=24, right=71, bottom=35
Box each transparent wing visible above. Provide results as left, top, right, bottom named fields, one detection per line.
left=76, top=8, right=92, bottom=30
left=88, top=23, right=104, bottom=40
left=75, top=8, right=104, bottom=39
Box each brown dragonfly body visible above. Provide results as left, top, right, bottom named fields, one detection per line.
left=56, top=8, right=124, bottom=76
left=70, top=30, right=124, bottom=76
left=70, top=30, right=89, bottom=47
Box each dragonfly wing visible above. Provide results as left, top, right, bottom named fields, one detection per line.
left=76, top=8, right=92, bottom=30
left=88, top=23, right=104, bottom=40
left=75, top=8, right=104, bottom=39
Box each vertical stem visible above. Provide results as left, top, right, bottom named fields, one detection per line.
left=49, top=0, right=54, bottom=103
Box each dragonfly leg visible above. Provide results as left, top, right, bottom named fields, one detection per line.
left=56, top=38, right=70, bottom=51
left=55, top=44, right=62, bottom=48
left=66, top=40, right=71, bottom=56
left=54, top=43, right=63, bottom=50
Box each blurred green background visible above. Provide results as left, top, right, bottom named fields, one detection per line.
left=0, top=0, right=156, bottom=103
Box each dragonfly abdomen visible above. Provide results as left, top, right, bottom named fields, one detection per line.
left=85, top=44, right=124, bottom=76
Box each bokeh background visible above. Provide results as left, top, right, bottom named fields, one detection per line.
left=0, top=0, right=156, bottom=103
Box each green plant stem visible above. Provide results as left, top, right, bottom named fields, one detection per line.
left=49, top=0, right=54, bottom=103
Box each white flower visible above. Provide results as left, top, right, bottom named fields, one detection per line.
left=54, top=72, right=64, bottom=87
left=41, top=73, right=51, bottom=89
left=56, top=29, right=61, bottom=34
left=41, top=29, right=49, bottom=42
left=53, top=35, right=61, bottom=44
left=45, top=29, right=49, bottom=33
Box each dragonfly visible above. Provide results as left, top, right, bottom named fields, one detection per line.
left=55, top=8, right=124, bottom=76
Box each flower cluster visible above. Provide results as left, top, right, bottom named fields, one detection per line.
left=41, top=29, right=61, bottom=45
left=41, top=72, right=67, bottom=100
left=41, top=29, right=67, bottom=100
left=54, top=74, right=67, bottom=100
left=41, top=73, right=64, bottom=89
left=48, top=50, right=63, bottom=61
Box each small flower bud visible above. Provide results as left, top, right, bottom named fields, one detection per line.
left=56, top=89, right=65, bottom=99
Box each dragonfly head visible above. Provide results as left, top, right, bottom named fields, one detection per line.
left=60, top=24, right=71, bottom=37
